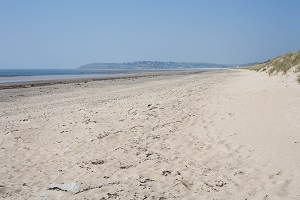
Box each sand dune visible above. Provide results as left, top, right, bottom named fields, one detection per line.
left=0, top=70, right=299, bottom=199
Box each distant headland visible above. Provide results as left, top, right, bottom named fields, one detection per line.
left=78, top=61, right=257, bottom=70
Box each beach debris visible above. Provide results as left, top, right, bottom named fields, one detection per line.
left=47, top=181, right=82, bottom=193
left=83, top=118, right=97, bottom=124
left=138, top=176, right=154, bottom=184
left=94, top=130, right=122, bottom=140
left=159, top=197, right=167, bottom=200
left=40, top=181, right=83, bottom=199
left=234, top=171, right=245, bottom=176
left=77, top=159, right=106, bottom=170
left=91, top=159, right=106, bottom=165
left=180, top=180, right=193, bottom=190
left=215, top=180, right=227, bottom=187
left=119, top=164, right=134, bottom=169
left=107, top=192, right=118, bottom=198
left=228, top=112, right=235, bottom=116
left=162, top=170, right=171, bottom=176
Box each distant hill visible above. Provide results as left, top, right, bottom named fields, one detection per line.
left=236, top=62, right=260, bottom=67
left=248, top=50, right=300, bottom=75
left=78, top=61, right=230, bottom=69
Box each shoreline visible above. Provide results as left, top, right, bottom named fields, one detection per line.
left=0, top=69, right=225, bottom=90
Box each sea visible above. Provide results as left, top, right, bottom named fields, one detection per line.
left=0, top=69, right=204, bottom=84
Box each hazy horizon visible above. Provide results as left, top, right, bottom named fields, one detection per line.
left=1, top=0, right=300, bottom=69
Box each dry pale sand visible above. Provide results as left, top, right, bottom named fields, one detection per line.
left=0, top=70, right=299, bottom=200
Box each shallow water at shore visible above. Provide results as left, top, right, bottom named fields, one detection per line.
left=0, top=69, right=212, bottom=83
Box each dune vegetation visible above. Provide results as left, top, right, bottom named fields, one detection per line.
left=248, top=50, right=300, bottom=75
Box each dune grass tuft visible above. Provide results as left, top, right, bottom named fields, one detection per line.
left=247, top=50, right=300, bottom=75
left=248, top=63, right=266, bottom=72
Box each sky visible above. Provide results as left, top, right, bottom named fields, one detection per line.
left=0, top=0, right=300, bottom=69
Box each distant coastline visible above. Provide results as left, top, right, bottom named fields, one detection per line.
left=79, top=61, right=231, bottom=69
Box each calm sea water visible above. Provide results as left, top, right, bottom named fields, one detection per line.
left=0, top=69, right=200, bottom=83
left=0, top=69, right=150, bottom=77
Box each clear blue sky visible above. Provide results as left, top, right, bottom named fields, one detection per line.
left=1, top=0, right=300, bottom=69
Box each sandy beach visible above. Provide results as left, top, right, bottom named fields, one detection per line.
left=0, top=69, right=299, bottom=199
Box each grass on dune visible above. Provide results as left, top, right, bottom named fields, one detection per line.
left=247, top=63, right=266, bottom=72
left=247, top=50, right=300, bottom=75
